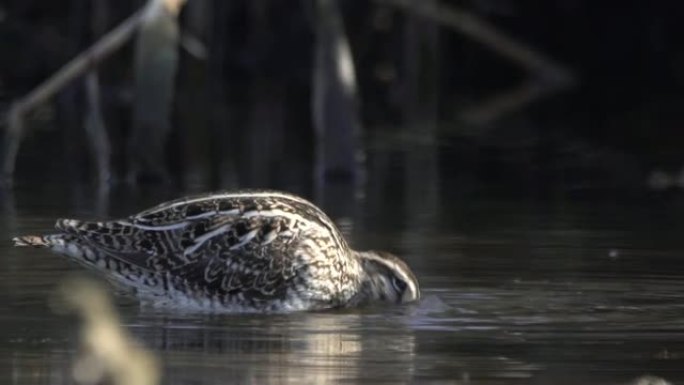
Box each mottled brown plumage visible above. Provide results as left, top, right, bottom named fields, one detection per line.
left=13, top=190, right=420, bottom=312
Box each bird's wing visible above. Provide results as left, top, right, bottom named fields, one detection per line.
left=54, top=206, right=301, bottom=274
left=168, top=244, right=299, bottom=300
left=53, top=192, right=345, bottom=300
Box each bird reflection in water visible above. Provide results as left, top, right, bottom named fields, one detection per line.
left=140, top=310, right=417, bottom=384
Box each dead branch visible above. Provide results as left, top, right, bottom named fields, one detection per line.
left=377, top=0, right=576, bottom=124
left=460, top=82, right=549, bottom=125
left=14, top=10, right=145, bottom=118
left=1, top=8, right=146, bottom=181
left=379, top=0, right=574, bottom=83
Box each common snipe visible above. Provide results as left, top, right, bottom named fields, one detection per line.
left=13, top=191, right=420, bottom=312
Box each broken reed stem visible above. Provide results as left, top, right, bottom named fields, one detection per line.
left=379, top=0, right=576, bottom=124
left=84, top=71, right=112, bottom=185
left=1, top=8, right=147, bottom=181
left=2, top=105, right=24, bottom=181
left=378, top=0, right=574, bottom=85
left=17, top=9, right=146, bottom=116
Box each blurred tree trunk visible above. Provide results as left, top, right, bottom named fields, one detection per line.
left=402, top=1, right=441, bottom=245
left=243, top=1, right=285, bottom=188
left=84, top=71, right=111, bottom=187
left=60, top=0, right=89, bottom=182
left=206, top=0, right=235, bottom=188
left=312, top=0, right=363, bottom=191
left=244, top=81, right=285, bottom=187
left=85, top=0, right=111, bottom=188
left=175, top=0, right=211, bottom=190
left=128, top=0, right=185, bottom=183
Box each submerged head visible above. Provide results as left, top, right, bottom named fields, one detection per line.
left=356, top=250, right=420, bottom=304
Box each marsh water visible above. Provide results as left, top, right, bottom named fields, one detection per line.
left=2, top=181, right=684, bottom=385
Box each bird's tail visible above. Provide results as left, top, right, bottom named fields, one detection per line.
left=13, top=224, right=168, bottom=297
left=12, top=233, right=87, bottom=259
left=13, top=234, right=56, bottom=247
left=14, top=218, right=96, bottom=251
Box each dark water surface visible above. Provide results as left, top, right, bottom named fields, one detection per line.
left=2, top=182, right=684, bottom=384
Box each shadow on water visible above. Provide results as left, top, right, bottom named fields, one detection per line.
left=2, top=176, right=684, bottom=384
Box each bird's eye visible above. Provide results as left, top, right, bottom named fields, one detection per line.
left=391, top=276, right=407, bottom=292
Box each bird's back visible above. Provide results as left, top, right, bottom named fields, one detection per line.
left=13, top=191, right=360, bottom=311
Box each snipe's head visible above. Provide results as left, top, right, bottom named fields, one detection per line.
left=357, top=251, right=420, bottom=304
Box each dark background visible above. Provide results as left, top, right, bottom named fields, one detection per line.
left=3, top=3, right=684, bottom=384
left=1, top=0, right=683, bottom=198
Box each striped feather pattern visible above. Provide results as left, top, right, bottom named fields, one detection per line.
left=12, top=190, right=420, bottom=312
